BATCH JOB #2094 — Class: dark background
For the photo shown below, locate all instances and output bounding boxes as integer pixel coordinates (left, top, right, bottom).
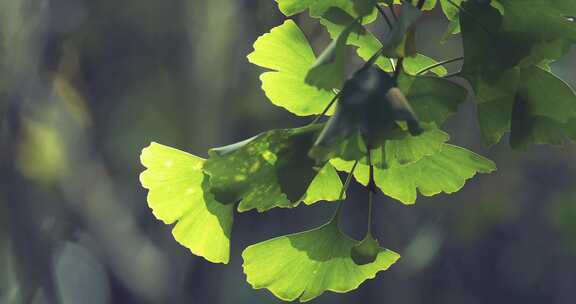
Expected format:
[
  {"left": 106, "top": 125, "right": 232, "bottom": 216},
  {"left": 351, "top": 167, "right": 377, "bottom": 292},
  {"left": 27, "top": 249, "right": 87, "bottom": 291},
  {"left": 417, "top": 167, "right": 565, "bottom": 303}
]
[{"left": 1, "top": 1, "right": 576, "bottom": 303}]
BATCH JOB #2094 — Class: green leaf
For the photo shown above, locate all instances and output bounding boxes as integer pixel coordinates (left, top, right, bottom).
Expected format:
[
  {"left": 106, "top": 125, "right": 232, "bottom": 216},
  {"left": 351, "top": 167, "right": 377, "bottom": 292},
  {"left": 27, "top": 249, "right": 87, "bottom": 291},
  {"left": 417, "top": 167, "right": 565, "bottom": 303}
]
[
  {"left": 380, "top": 2, "right": 422, "bottom": 58},
  {"left": 320, "top": 7, "right": 394, "bottom": 71},
  {"left": 140, "top": 143, "right": 234, "bottom": 264},
  {"left": 274, "top": 0, "right": 377, "bottom": 17},
  {"left": 402, "top": 54, "right": 448, "bottom": 76},
  {"left": 242, "top": 221, "right": 400, "bottom": 302},
  {"left": 397, "top": 72, "right": 467, "bottom": 125},
  {"left": 204, "top": 125, "right": 341, "bottom": 212},
  {"left": 306, "top": 11, "right": 361, "bottom": 90},
  {"left": 370, "top": 125, "right": 450, "bottom": 168},
  {"left": 351, "top": 234, "right": 381, "bottom": 265},
  {"left": 248, "top": 20, "right": 336, "bottom": 116},
  {"left": 303, "top": 163, "right": 345, "bottom": 204},
  {"left": 311, "top": 67, "right": 422, "bottom": 163},
  {"left": 332, "top": 144, "right": 496, "bottom": 204},
  {"left": 510, "top": 66, "right": 576, "bottom": 149}
]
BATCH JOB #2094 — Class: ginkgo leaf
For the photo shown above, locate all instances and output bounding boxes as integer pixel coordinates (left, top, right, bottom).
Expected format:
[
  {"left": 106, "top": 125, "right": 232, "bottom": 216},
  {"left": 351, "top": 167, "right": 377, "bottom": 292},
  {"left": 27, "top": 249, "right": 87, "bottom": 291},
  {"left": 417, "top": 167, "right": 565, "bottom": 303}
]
[
  {"left": 306, "top": 10, "right": 361, "bottom": 90},
  {"left": 397, "top": 72, "right": 467, "bottom": 125},
  {"left": 321, "top": 12, "right": 447, "bottom": 75},
  {"left": 310, "top": 67, "right": 422, "bottom": 163},
  {"left": 402, "top": 54, "right": 448, "bottom": 76},
  {"left": 510, "top": 66, "right": 576, "bottom": 149},
  {"left": 320, "top": 7, "right": 394, "bottom": 71},
  {"left": 204, "top": 125, "right": 342, "bottom": 212},
  {"left": 242, "top": 221, "right": 400, "bottom": 302},
  {"left": 303, "top": 163, "right": 345, "bottom": 204},
  {"left": 139, "top": 142, "right": 234, "bottom": 264},
  {"left": 351, "top": 234, "right": 381, "bottom": 265},
  {"left": 460, "top": 1, "right": 576, "bottom": 146},
  {"left": 370, "top": 125, "right": 450, "bottom": 168},
  {"left": 380, "top": 2, "right": 422, "bottom": 58},
  {"left": 274, "top": 0, "right": 378, "bottom": 18},
  {"left": 332, "top": 144, "right": 496, "bottom": 204},
  {"left": 248, "top": 20, "right": 336, "bottom": 116}
]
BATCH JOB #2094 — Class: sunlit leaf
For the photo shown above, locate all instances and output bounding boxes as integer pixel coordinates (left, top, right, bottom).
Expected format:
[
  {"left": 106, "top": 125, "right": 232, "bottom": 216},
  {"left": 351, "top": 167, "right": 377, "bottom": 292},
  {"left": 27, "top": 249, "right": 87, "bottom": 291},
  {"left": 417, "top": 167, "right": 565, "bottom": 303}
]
[
  {"left": 274, "top": 0, "right": 378, "bottom": 17},
  {"left": 402, "top": 54, "right": 448, "bottom": 76},
  {"left": 242, "top": 221, "right": 400, "bottom": 302},
  {"left": 332, "top": 144, "right": 496, "bottom": 204},
  {"left": 248, "top": 20, "right": 335, "bottom": 116},
  {"left": 140, "top": 143, "right": 234, "bottom": 264}
]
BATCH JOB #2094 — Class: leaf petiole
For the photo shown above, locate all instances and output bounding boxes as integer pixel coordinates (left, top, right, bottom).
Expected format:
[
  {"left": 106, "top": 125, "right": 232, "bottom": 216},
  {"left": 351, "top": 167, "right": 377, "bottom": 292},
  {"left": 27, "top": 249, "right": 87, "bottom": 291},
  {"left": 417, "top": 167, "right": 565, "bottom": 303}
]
[
  {"left": 331, "top": 160, "right": 359, "bottom": 223},
  {"left": 416, "top": 56, "right": 464, "bottom": 75}
]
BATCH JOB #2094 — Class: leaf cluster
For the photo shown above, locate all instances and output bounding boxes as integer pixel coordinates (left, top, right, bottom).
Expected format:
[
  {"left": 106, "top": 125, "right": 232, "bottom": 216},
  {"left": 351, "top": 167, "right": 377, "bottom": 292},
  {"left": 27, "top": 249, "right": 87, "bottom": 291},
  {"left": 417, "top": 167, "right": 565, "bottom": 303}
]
[{"left": 139, "top": 0, "right": 576, "bottom": 301}]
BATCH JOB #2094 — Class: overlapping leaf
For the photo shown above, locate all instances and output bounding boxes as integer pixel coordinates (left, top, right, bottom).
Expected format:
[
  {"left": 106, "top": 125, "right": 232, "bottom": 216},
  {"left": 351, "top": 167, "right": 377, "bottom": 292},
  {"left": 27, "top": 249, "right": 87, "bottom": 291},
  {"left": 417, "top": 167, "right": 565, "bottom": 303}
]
[
  {"left": 320, "top": 8, "right": 445, "bottom": 74},
  {"left": 398, "top": 72, "right": 467, "bottom": 125},
  {"left": 204, "top": 125, "right": 343, "bottom": 212},
  {"left": 242, "top": 221, "right": 399, "bottom": 302},
  {"left": 332, "top": 144, "right": 496, "bottom": 203},
  {"left": 310, "top": 67, "right": 422, "bottom": 163},
  {"left": 248, "top": 20, "right": 336, "bottom": 116},
  {"left": 140, "top": 143, "right": 234, "bottom": 264},
  {"left": 460, "top": 0, "right": 576, "bottom": 148},
  {"left": 510, "top": 66, "right": 576, "bottom": 149},
  {"left": 274, "top": 0, "right": 378, "bottom": 18},
  {"left": 460, "top": 0, "right": 576, "bottom": 147}
]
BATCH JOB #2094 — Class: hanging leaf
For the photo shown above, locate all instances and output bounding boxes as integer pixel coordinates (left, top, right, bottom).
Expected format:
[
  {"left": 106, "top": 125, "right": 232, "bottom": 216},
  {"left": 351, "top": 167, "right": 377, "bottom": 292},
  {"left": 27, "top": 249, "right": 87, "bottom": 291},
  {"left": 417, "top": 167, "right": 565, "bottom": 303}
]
[
  {"left": 242, "top": 221, "right": 399, "bottom": 302},
  {"left": 320, "top": 7, "right": 394, "bottom": 71},
  {"left": 140, "top": 143, "right": 234, "bottom": 264},
  {"left": 310, "top": 67, "right": 422, "bottom": 163},
  {"left": 274, "top": 0, "right": 378, "bottom": 18},
  {"left": 351, "top": 234, "right": 381, "bottom": 265},
  {"left": 332, "top": 144, "right": 496, "bottom": 204},
  {"left": 303, "top": 163, "right": 346, "bottom": 204},
  {"left": 369, "top": 124, "right": 450, "bottom": 168},
  {"left": 509, "top": 66, "right": 576, "bottom": 149},
  {"left": 306, "top": 10, "right": 363, "bottom": 90},
  {"left": 380, "top": 2, "right": 422, "bottom": 58},
  {"left": 204, "top": 125, "right": 343, "bottom": 212},
  {"left": 248, "top": 20, "right": 336, "bottom": 116},
  {"left": 402, "top": 54, "right": 448, "bottom": 76},
  {"left": 397, "top": 72, "right": 467, "bottom": 125}
]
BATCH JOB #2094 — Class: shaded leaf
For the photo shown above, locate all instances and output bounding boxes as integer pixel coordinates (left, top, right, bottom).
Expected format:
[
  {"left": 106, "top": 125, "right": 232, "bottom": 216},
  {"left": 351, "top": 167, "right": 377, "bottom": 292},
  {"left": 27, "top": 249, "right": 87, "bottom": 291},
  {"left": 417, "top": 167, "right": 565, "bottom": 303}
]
[
  {"left": 140, "top": 143, "right": 234, "bottom": 264},
  {"left": 242, "top": 221, "right": 399, "bottom": 302},
  {"left": 351, "top": 234, "right": 380, "bottom": 265},
  {"left": 380, "top": 2, "right": 422, "bottom": 58},
  {"left": 310, "top": 67, "right": 422, "bottom": 163},
  {"left": 306, "top": 11, "right": 362, "bottom": 90},
  {"left": 398, "top": 72, "right": 467, "bottom": 125},
  {"left": 204, "top": 125, "right": 341, "bottom": 212},
  {"left": 510, "top": 66, "right": 576, "bottom": 149}
]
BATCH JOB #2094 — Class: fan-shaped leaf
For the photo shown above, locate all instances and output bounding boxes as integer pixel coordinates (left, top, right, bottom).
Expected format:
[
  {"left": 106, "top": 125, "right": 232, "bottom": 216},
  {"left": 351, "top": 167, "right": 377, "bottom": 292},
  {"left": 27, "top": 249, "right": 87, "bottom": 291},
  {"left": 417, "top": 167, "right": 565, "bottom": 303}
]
[
  {"left": 248, "top": 20, "right": 335, "bottom": 116},
  {"left": 140, "top": 143, "right": 234, "bottom": 264},
  {"left": 332, "top": 144, "right": 496, "bottom": 204},
  {"left": 242, "top": 221, "right": 399, "bottom": 302},
  {"left": 204, "top": 125, "right": 343, "bottom": 212}
]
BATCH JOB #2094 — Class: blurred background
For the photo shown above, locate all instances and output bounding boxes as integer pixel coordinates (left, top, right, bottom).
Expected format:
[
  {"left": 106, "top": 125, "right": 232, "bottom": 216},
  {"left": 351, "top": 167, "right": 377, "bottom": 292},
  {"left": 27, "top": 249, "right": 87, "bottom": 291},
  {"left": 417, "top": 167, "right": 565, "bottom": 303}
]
[{"left": 1, "top": 1, "right": 576, "bottom": 303}]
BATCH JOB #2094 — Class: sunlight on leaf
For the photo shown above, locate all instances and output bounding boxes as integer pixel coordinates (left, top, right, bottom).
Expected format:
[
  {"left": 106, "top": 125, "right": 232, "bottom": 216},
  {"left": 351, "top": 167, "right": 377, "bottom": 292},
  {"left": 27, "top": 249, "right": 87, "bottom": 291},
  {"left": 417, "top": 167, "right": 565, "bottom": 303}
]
[
  {"left": 248, "top": 20, "right": 335, "bottom": 116},
  {"left": 242, "top": 221, "right": 399, "bottom": 302},
  {"left": 140, "top": 143, "right": 234, "bottom": 264},
  {"left": 204, "top": 125, "right": 342, "bottom": 212},
  {"left": 332, "top": 144, "right": 496, "bottom": 204}
]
